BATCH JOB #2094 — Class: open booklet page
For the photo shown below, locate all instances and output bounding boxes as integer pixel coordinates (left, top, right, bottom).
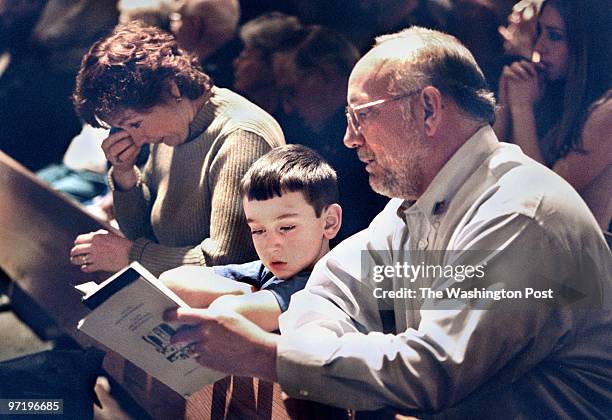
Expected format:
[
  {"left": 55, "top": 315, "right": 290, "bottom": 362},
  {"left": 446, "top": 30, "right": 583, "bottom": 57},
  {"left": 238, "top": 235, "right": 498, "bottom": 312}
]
[{"left": 77, "top": 262, "right": 225, "bottom": 397}]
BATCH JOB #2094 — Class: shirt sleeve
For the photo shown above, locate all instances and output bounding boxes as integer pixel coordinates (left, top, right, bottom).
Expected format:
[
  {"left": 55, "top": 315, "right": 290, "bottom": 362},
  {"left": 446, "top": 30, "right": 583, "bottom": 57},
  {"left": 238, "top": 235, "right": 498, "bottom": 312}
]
[
  {"left": 125, "top": 131, "right": 272, "bottom": 276},
  {"left": 276, "top": 214, "right": 584, "bottom": 413},
  {"left": 261, "top": 271, "right": 311, "bottom": 313},
  {"left": 213, "top": 260, "right": 265, "bottom": 286}
]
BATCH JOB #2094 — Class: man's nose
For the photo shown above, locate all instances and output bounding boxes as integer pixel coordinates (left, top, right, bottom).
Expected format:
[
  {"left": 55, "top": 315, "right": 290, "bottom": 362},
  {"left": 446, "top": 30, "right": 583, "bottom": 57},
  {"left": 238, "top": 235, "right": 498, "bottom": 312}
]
[{"left": 343, "top": 124, "right": 364, "bottom": 149}]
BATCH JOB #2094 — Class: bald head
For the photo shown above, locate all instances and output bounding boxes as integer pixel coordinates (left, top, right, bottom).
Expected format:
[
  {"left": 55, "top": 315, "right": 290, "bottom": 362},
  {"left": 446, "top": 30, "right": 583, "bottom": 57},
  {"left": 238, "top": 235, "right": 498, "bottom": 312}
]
[{"left": 356, "top": 27, "right": 496, "bottom": 125}]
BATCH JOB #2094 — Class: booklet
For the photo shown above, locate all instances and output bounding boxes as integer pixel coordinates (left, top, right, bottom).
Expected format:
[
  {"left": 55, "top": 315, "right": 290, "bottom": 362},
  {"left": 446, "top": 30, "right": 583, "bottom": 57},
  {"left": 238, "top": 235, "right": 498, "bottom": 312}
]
[{"left": 77, "top": 262, "right": 225, "bottom": 397}]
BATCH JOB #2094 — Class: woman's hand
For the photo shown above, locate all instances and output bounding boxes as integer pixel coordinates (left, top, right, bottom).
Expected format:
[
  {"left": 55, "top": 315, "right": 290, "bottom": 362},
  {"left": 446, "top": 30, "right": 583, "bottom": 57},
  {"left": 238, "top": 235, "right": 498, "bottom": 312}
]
[
  {"left": 70, "top": 229, "right": 132, "bottom": 273},
  {"left": 102, "top": 129, "right": 140, "bottom": 171},
  {"left": 102, "top": 130, "right": 142, "bottom": 191},
  {"left": 502, "top": 61, "right": 544, "bottom": 112}
]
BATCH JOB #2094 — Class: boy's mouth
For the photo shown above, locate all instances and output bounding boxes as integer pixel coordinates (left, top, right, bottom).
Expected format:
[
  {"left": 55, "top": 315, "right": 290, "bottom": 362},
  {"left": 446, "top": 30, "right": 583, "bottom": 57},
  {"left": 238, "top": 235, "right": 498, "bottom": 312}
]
[{"left": 270, "top": 261, "right": 287, "bottom": 269}]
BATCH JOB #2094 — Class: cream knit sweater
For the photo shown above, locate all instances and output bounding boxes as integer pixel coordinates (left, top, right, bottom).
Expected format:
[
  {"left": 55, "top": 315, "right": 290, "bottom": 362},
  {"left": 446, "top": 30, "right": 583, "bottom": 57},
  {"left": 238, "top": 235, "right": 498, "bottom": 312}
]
[{"left": 113, "top": 87, "right": 285, "bottom": 276}]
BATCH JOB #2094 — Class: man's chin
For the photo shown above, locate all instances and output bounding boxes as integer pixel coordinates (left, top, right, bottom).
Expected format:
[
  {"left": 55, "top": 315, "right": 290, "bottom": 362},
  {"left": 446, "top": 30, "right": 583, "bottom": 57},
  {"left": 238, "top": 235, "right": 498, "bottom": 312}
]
[{"left": 368, "top": 176, "right": 389, "bottom": 197}]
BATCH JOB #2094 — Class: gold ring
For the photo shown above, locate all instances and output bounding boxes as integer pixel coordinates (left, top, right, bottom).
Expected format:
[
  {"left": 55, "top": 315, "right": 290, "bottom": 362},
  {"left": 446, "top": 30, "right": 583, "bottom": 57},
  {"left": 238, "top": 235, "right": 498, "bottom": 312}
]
[{"left": 82, "top": 255, "right": 89, "bottom": 265}]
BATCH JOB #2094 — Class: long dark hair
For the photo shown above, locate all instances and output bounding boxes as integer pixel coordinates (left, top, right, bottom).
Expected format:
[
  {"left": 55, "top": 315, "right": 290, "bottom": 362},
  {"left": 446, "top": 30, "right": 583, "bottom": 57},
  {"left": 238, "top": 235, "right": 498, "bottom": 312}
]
[{"left": 541, "top": 0, "right": 611, "bottom": 163}]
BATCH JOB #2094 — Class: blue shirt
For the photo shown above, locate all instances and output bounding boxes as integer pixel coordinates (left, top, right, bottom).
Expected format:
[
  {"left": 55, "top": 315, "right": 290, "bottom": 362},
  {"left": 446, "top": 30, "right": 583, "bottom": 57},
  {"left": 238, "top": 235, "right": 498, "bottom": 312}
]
[{"left": 213, "top": 260, "right": 310, "bottom": 312}]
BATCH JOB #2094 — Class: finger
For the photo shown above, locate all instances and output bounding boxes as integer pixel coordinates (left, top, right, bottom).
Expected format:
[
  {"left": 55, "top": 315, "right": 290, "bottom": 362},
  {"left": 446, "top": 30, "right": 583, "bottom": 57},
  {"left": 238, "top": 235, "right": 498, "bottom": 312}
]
[
  {"left": 101, "top": 131, "right": 132, "bottom": 154},
  {"left": 70, "top": 255, "right": 87, "bottom": 266},
  {"left": 81, "top": 262, "right": 98, "bottom": 273},
  {"left": 108, "top": 137, "right": 134, "bottom": 157},
  {"left": 163, "top": 308, "right": 179, "bottom": 323},
  {"left": 175, "top": 307, "right": 216, "bottom": 324},
  {"left": 108, "top": 139, "right": 137, "bottom": 164},
  {"left": 74, "top": 232, "right": 96, "bottom": 245},
  {"left": 521, "top": 4, "right": 536, "bottom": 21},
  {"left": 116, "top": 143, "right": 140, "bottom": 164},
  {"left": 519, "top": 61, "right": 538, "bottom": 77},
  {"left": 508, "top": 62, "right": 533, "bottom": 80},
  {"left": 70, "top": 244, "right": 92, "bottom": 257},
  {"left": 498, "top": 26, "right": 511, "bottom": 42},
  {"left": 171, "top": 325, "right": 206, "bottom": 345}
]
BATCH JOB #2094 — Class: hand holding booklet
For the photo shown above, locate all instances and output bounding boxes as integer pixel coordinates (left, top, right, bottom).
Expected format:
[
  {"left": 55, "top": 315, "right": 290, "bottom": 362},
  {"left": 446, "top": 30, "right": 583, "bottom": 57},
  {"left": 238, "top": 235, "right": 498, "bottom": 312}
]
[{"left": 76, "top": 262, "right": 226, "bottom": 397}]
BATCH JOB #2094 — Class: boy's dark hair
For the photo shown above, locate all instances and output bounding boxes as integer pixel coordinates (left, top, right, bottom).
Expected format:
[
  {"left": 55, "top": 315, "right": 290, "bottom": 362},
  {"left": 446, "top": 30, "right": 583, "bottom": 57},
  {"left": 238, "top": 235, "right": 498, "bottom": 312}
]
[{"left": 240, "top": 145, "right": 338, "bottom": 217}]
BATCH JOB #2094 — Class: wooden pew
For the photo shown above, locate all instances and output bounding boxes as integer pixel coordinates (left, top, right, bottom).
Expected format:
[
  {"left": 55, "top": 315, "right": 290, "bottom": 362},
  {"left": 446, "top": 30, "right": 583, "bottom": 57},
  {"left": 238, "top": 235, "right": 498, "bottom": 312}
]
[{"left": 0, "top": 150, "right": 289, "bottom": 419}]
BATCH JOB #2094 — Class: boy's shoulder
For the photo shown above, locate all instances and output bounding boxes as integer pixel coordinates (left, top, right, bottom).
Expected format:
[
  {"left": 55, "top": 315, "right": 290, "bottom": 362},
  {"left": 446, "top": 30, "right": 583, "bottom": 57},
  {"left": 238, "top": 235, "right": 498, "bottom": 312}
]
[{"left": 213, "top": 260, "right": 266, "bottom": 284}]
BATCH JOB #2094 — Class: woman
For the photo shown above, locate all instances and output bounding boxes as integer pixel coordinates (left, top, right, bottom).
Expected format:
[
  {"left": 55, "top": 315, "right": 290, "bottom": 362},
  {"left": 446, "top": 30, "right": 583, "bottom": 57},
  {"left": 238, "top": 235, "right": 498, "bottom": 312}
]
[
  {"left": 494, "top": 0, "right": 611, "bottom": 231},
  {"left": 69, "top": 22, "right": 284, "bottom": 276}
]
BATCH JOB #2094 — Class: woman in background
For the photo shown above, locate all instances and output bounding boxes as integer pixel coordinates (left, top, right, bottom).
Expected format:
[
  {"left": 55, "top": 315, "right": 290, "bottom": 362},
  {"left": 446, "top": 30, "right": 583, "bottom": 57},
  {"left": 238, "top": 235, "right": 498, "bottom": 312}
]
[
  {"left": 494, "top": 0, "right": 611, "bottom": 231},
  {"left": 69, "top": 22, "right": 284, "bottom": 276}
]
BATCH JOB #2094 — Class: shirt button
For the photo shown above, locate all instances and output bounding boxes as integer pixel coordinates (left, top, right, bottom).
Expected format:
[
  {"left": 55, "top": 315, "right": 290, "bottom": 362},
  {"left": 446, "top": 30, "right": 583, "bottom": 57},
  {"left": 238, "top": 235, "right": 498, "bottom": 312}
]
[
  {"left": 418, "top": 240, "right": 427, "bottom": 249},
  {"left": 299, "top": 390, "right": 309, "bottom": 397},
  {"left": 433, "top": 221, "right": 440, "bottom": 229}
]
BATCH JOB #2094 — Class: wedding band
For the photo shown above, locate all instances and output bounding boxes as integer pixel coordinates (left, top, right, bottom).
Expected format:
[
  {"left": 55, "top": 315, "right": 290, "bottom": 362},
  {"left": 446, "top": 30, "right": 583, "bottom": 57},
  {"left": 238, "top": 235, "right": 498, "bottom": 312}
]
[{"left": 82, "top": 255, "right": 89, "bottom": 265}]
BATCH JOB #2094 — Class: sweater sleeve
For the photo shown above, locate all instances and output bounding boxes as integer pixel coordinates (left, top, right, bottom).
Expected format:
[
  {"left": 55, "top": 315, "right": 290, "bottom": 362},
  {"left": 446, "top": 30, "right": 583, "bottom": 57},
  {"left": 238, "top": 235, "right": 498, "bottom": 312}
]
[
  {"left": 113, "top": 160, "right": 156, "bottom": 241},
  {"left": 129, "top": 131, "right": 272, "bottom": 276}
]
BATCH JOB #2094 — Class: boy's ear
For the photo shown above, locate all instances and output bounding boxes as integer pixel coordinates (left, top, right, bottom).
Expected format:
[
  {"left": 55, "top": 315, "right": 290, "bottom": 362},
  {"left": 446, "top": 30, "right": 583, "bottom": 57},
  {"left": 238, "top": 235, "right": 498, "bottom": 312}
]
[{"left": 322, "top": 204, "right": 342, "bottom": 240}]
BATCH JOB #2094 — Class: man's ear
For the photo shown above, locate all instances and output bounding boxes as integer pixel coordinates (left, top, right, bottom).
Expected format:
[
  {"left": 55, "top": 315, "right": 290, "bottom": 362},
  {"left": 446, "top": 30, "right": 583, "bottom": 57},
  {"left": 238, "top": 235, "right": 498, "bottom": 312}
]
[
  {"left": 420, "top": 86, "right": 443, "bottom": 137},
  {"left": 322, "top": 203, "right": 342, "bottom": 240}
]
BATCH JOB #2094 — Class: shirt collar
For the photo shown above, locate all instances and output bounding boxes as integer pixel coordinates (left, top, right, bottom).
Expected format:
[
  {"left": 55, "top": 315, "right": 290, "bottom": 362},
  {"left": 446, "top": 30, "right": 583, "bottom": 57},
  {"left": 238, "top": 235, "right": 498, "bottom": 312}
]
[{"left": 397, "top": 125, "right": 499, "bottom": 224}]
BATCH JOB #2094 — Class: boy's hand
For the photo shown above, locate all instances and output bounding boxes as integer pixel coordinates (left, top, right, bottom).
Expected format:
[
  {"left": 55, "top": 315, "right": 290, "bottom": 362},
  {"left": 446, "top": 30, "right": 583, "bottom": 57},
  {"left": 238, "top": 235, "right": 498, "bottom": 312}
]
[{"left": 164, "top": 307, "right": 279, "bottom": 381}]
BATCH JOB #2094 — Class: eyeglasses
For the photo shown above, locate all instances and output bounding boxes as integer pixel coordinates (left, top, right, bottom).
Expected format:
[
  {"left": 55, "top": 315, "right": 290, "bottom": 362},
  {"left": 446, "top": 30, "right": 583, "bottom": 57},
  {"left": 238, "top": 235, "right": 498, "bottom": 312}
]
[{"left": 345, "top": 89, "right": 422, "bottom": 134}]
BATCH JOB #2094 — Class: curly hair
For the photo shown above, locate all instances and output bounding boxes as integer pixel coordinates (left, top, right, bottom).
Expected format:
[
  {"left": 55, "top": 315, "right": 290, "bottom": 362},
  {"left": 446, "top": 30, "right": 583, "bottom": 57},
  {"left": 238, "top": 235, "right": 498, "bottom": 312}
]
[{"left": 73, "top": 21, "right": 212, "bottom": 127}]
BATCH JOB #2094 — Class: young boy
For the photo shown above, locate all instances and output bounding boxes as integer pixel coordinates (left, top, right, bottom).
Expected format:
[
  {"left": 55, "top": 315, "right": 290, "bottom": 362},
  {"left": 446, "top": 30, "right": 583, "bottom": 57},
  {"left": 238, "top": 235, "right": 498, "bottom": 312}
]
[{"left": 159, "top": 144, "right": 342, "bottom": 331}]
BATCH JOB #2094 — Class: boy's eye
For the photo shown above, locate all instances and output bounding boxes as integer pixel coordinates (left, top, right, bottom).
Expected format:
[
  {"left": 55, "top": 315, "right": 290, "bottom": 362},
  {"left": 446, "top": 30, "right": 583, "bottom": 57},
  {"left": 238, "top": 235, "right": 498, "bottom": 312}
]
[
  {"left": 280, "top": 225, "right": 296, "bottom": 233},
  {"left": 250, "top": 229, "right": 265, "bottom": 236},
  {"left": 129, "top": 121, "right": 142, "bottom": 129}
]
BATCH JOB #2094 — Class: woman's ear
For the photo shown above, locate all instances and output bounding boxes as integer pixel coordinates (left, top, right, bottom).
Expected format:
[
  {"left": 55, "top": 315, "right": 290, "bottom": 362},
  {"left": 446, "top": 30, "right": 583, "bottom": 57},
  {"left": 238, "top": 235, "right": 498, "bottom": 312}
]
[
  {"left": 322, "top": 203, "right": 342, "bottom": 240},
  {"left": 169, "top": 80, "right": 182, "bottom": 99}
]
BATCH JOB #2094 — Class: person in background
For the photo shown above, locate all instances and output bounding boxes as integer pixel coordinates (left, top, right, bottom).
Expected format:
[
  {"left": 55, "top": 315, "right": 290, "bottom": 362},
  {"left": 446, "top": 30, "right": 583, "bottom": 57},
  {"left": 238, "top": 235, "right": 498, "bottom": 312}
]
[
  {"left": 497, "top": 0, "right": 544, "bottom": 60},
  {"left": 170, "top": 0, "right": 241, "bottom": 87},
  {"left": 233, "top": 11, "right": 304, "bottom": 116},
  {"left": 275, "top": 25, "right": 387, "bottom": 242},
  {"left": 160, "top": 145, "right": 342, "bottom": 332},
  {"left": 0, "top": 0, "right": 117, "bottom": 172},
  {"left": 494, "top": 0, "right": 611, "bottom": 231},
  {"left": 69, "top": 22, "right": 284, "bottom": 276}
]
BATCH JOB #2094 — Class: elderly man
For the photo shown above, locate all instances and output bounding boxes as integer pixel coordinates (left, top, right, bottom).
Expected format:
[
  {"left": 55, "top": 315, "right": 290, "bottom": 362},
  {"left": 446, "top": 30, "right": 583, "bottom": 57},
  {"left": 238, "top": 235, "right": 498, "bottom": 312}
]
[{"left": 166, "top": 27, "right": 612, "bottom": 418}]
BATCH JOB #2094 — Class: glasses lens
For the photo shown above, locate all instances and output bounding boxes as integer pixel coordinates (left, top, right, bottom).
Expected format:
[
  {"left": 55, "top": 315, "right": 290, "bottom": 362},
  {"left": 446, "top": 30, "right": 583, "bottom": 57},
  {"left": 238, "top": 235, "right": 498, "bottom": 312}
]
[{"left": 345, "top": 107, "right": 359, "bottom": 133}]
